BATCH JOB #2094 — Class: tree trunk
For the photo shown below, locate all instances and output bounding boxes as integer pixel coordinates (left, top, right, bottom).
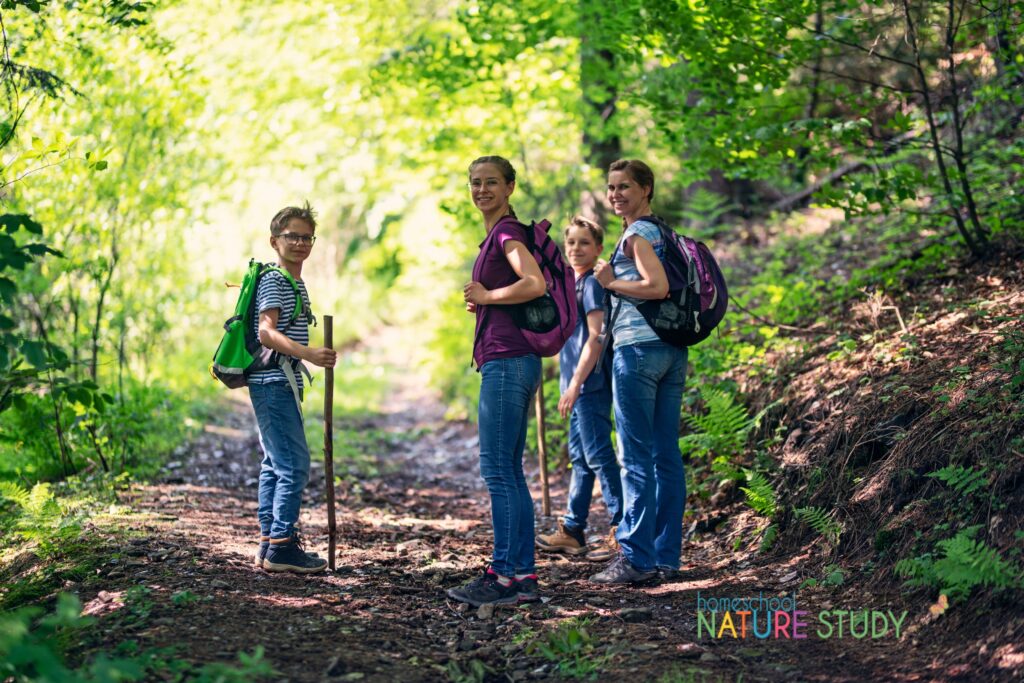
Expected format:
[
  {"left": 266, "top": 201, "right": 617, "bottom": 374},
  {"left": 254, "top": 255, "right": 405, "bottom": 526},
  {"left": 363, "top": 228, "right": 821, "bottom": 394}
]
[{"left": 579, "top": 0, "right": 621, "bottom": 228}]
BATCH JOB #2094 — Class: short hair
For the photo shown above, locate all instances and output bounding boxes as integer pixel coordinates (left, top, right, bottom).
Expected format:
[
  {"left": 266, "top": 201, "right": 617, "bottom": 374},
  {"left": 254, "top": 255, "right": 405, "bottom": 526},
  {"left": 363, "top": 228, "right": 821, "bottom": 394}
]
[
  {"left": 468, "top": 155, "right": 516, "bottom": 183},
  {"left": 608, "top": 159, "right": 655, "bottom": 202},
  {"left": 565, "top": 215, "right": 604, "bottom": 245},
  {"left": 270, "top": 202, "right": 317, "bottom": 235}
]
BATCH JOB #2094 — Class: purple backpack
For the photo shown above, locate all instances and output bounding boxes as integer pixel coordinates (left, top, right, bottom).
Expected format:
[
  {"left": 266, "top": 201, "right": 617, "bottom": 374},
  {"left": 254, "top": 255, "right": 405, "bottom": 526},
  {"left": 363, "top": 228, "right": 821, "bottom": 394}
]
[
  {"left": 622, "top": 215, "right": 728, "bottom": 347},
  {"left": 473, "top": 217, "right": 578, "bottom": 361}
]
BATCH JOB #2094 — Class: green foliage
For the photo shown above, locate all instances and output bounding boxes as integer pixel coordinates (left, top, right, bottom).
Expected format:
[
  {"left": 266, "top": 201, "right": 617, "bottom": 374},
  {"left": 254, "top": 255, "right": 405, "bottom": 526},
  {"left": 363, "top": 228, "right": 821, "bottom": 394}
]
[
  {"left": 0, "top": 591, "right": 277, "bottom": 682},
  {"left": 526, "top": 617, "right": 611, "bottom": 680},
  {"left": 740, "top": 470, "right": 777, "bottom": 518},
  {"left": 793, "top": 506, "right": 843, "bottom": 547},
  {"left": 895, "top": 526, "right": 1023, "bottom": 603},
  {"left": 0, "top": 593, "right": 147, "bottom": 683},
  {"left": 0, "top": 481, "right": 81, "bottom": 555},
  {"left": 170, "top": 590, "right": 200, "bottom": 607},
  {"left": 926, "top": 465, "right": 989, "bottom": 498},
  {"left": 759, "top": 524, "right": 778, "bottom": 553},
  {"left": 445, "top": 658, "right": 492, "bottom": 683},
  {"left": 680, "top": 389, "right": 772, "bottom": 461},
  {"left": 823, "top": 564, "right": 845, "bottom": 587}
]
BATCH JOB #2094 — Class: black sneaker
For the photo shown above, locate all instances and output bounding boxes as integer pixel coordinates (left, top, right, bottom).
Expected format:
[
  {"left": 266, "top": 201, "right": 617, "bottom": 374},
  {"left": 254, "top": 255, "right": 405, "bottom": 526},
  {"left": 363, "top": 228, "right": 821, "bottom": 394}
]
[
  {"left": 447, "top": 568, "right": 519, "bottom": 607},
  {"left": 264, "top": 533, "right": 327, "bottom": 574},
  {"left": 515, "top": 574, "right": 541, "bottom": 603},
  {"left": 589, "top": 552, "right": 657, "bottom": 584}
]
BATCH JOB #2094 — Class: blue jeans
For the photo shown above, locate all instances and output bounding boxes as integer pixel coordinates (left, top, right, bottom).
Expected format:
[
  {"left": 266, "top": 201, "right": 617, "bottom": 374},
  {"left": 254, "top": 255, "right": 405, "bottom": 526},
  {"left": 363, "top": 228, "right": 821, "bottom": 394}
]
[
  {"left": 478, "top": 354, "right": 541, "bottom": 577},
  {"left": 563, "top": 385, "right": 623, "bottom": 532},
  {"left": 612, "top": 342, "right": 688, "bottom": 572},
  {"left": 249, "top": 382, "right": 310, "bottom": 539}
]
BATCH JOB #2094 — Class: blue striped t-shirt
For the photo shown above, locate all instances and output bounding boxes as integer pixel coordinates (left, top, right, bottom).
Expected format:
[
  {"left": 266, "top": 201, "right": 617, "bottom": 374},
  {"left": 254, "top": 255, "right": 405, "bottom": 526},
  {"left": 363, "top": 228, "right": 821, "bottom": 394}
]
[
  {"left": 247, "top": 269, "right": 312, "bottom": 389},
  {"left": 609, "top": 219, "right": 666, "bottom": 348}
]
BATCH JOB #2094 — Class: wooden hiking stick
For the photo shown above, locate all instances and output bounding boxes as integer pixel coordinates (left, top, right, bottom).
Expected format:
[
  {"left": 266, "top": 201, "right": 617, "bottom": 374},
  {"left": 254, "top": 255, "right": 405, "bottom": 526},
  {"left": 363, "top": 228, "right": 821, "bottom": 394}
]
[
  {"left": 323, "top": 315, "right": 337, "bottom": 570},
  {"left": 535, "top": 370, "right": 551, "bottom": 516}
]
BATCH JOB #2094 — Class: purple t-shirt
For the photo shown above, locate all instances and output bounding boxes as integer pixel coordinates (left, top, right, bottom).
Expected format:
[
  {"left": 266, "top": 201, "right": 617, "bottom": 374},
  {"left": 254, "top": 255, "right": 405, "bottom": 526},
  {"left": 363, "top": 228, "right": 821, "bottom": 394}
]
[{"left": 471, "top": 218, "right": 536, "bottom": 367}]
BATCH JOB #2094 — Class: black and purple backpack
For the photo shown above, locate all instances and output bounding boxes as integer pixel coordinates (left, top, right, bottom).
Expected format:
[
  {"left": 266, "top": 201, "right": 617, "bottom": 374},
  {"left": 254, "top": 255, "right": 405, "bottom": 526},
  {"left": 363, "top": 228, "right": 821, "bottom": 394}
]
[
  {"left": 472, "top": 216, "right": 578, "bottom": 361},
  {"left": 620, "top": 215, "right": 728, "bottom": 348}
]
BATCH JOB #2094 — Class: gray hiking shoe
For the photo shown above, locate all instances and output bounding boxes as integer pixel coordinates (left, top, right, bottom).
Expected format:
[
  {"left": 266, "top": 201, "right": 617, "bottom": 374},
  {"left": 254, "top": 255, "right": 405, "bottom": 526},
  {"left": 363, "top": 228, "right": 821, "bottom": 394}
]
[{"left": 589, "top": 552, "right": 656, "bottom": 584}]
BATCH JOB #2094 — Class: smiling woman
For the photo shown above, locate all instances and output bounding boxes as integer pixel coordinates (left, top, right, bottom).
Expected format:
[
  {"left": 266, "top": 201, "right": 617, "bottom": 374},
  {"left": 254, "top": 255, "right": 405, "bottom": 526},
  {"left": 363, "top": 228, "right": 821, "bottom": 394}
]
[{"left": 446, "top": 155, "right": 545, "bottom": 609}]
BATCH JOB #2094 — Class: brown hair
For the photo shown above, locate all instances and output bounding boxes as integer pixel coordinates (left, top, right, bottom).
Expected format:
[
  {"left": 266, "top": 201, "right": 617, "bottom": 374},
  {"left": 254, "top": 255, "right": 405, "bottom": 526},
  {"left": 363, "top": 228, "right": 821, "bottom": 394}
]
[
  {"left": 565, "top": 215, "right": 604, "bottom": 245},
  {"left": 270, "top": 201, "right": 317, "bottom": 235},
  {"left": 608, "top": 159, "right": 655, "bottom": 202},
  {"left": 469, "top": 155, "right": 516, "bottom": 183}
]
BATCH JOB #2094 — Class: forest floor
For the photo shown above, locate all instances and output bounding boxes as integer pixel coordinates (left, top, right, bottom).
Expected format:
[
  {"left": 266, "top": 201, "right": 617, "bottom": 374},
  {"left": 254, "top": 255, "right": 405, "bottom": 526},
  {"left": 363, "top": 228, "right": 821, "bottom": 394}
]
[{"left": 44, "top": 321, "right": 1021, "bottom": 683}]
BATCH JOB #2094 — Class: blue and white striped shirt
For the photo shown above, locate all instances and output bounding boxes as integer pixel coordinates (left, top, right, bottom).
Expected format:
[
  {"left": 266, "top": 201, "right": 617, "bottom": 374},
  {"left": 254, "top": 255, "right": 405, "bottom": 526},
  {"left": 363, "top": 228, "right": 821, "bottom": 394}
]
[{"left": 248, "top": 270, "right": 311, "bottom": 389}]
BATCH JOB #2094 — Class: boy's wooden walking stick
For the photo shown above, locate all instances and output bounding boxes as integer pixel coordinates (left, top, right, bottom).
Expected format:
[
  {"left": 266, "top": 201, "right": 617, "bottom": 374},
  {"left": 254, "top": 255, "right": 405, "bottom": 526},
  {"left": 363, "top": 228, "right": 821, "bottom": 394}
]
[
  {"left": 535, "top": 366, "right": 551, "bottom": 516},
  {"left": 323, "top": 315, "right": 337, "bottom": 570}
]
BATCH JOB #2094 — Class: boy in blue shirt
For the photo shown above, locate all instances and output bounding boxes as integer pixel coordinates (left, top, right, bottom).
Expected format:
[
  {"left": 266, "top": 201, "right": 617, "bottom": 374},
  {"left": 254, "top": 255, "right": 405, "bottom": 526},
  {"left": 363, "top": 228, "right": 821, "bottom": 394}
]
[
  {"left": 250, "top": 203, "right": 337, "bottom": 573},
  {"left": 537, "top": 216, "right": 623, "bottom": 561}
]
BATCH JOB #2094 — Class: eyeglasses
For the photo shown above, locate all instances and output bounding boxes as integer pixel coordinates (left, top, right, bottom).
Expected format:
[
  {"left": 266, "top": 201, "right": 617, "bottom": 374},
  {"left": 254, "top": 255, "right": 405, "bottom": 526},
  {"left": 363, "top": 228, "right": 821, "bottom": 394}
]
[
  {"left": 279, "top": 232, "right": 316, "bottom": 245},
  {"left": 468, "top": 178, "right": 503, "bottom": 190}
]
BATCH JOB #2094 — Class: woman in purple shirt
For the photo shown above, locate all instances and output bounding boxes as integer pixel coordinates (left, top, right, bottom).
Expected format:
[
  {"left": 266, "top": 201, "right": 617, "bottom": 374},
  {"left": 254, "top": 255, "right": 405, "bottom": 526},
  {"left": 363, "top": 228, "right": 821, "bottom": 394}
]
[{"left": 446, "top": 155, "right": 547, "bottom": 607}]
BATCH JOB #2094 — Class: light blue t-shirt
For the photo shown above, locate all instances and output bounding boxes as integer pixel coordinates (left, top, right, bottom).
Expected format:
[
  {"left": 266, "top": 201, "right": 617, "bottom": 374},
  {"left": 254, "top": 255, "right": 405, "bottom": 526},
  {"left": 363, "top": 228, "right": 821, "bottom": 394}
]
[
  {"left": 609, "top": 219, "right": 666, "bottom": 348},
  {"left": 559, "top": 271, "right": 611, "bottom": 395}
]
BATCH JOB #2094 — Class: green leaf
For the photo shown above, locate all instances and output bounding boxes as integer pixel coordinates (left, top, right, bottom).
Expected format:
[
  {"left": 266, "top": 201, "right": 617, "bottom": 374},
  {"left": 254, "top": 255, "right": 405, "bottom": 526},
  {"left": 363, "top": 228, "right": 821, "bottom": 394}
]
[
  {"left": 21, "top": 339, "right": 48, "bottom": 368},
  {"left": 0, "top": 276, "right": 16, "bottom": 303},
  {"left": 0, "top": 214, "right": 43, "bottom": 235}
]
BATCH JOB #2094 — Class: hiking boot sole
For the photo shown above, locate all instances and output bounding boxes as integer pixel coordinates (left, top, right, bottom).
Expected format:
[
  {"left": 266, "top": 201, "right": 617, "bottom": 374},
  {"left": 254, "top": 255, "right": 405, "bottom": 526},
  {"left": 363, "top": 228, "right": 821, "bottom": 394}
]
[
  {"left": 585, "top": 550, "right": 617, "bottom": 562},
  {"left": 446, "top": 587, "right": 520, "bottom": 608},
  {"left": 264, "top": 559, "right": 327, "bottom": 574},
  {"left": 535, "top": 540, "right": 588, "bottom": 556}
]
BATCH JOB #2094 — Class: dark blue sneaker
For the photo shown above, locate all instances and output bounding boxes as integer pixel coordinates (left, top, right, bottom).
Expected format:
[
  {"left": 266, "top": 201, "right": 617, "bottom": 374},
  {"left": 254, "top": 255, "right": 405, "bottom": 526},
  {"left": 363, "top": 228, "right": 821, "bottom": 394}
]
[
  {"left": 264, "top": 533, "right": 327, "bottom": 574},
  {"left": 515, "top": 574, "right": 541, "bottom": 603},
  {"left": 447, "top": 567, "right": 519, "bottom": 607},
  {"left": 255, "top": 535, "right": 270, "bottom": 568}
]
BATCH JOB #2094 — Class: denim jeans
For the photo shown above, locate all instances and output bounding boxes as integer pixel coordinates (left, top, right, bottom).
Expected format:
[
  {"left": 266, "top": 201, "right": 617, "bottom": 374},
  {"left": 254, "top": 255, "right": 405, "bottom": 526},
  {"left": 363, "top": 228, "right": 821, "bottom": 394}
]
[
  {"left": 478, "top": 354, "right": 541, "bottom": 577},
  {"left": 249, "top": 381, "right": 310, "bottom": 539},
  {"left": 612, "top": 342, "right": 688, "bottom": 572},
  {"left": 562, "top": 385, "right": 623, "bottom": 533}
]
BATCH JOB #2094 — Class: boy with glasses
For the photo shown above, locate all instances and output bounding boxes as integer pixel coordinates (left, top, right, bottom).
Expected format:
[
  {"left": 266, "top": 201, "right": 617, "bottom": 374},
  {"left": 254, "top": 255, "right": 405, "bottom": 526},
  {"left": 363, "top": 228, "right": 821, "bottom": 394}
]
[{"left": 250, "top": 203, "right": 337, "bottom": 573}]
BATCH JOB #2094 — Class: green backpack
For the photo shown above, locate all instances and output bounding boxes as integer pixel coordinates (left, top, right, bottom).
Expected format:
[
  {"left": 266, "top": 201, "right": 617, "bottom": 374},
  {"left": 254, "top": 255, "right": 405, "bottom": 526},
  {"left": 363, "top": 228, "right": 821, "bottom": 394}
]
[{"left": 210, "top": 259, "right": 311, "bottom": 406}]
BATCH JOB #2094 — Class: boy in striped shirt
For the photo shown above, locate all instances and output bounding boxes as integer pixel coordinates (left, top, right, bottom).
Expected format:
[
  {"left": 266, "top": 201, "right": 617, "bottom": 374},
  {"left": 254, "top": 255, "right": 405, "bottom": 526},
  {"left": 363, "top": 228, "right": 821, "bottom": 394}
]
[{"left": 250, "top": 203, "right": 337, "bottom": 573}]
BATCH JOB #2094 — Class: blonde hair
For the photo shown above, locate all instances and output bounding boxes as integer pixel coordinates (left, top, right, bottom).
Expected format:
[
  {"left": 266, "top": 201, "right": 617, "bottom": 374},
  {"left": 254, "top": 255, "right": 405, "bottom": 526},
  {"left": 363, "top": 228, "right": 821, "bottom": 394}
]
[{"left": 565, "top": 215, "right": 604, "bottom": 245}]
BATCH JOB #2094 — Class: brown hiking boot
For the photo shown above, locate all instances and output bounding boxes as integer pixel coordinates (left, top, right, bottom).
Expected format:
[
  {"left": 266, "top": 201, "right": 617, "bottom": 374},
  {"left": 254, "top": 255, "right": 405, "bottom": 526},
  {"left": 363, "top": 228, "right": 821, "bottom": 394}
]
[
  {"left": 585, "top": 526, "right": 619, "bottom": 562},
  {"left": 536, "top": 522, "right": 587, "bottom": 555}
]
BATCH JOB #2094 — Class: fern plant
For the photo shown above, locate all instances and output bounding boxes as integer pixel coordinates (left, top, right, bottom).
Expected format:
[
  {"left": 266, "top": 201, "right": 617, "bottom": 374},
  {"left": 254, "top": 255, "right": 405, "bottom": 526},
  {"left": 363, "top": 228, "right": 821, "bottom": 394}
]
[
  {"left": 741, "top": 470, "right": 777, "bottom": 518},
  {"left": 895, "top": 525, "right": 1022, "bottom": 603},
  {"left": 793, "top": 506, "right": 843, "bottom": 546},
  {"left": 759, "top": 524, "right": 778, "bottom": 553},
  {"left": 926, "top": 465, "right": 989, "bottom": 498},
  {"left": 679, "top": 389, "right": 776, "bottom": 461},
  {"left": 0, "top": 481, "right": 81, "bottom": 554}
]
